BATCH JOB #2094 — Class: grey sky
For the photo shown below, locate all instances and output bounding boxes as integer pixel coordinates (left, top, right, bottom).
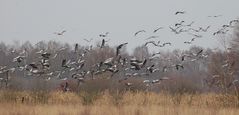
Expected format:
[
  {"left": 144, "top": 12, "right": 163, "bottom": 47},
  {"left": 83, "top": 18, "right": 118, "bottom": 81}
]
[{"left": 1, "top": 0, "right": 238, "bottom": 53}]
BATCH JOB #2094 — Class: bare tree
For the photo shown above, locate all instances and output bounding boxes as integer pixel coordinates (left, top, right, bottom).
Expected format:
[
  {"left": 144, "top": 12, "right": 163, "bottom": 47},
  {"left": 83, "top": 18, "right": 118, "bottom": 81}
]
[
  {"left": 231, "top": 23, "right": 239, "bottom": 52},
  {"left": 133, "top": 45, "right": 150, "bottom": 60}
]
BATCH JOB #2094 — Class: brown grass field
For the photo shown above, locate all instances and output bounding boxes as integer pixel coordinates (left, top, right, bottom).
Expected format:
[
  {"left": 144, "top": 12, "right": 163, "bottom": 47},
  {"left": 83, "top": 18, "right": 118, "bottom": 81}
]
[{"left": 0, "top": 90, "right": 239, "bottom": 115}]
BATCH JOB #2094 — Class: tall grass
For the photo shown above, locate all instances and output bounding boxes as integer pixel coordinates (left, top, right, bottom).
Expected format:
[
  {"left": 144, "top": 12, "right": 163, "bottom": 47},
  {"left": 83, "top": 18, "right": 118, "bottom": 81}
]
[{"left": 0, "top": 90, "right": 239, "bottom": 115}]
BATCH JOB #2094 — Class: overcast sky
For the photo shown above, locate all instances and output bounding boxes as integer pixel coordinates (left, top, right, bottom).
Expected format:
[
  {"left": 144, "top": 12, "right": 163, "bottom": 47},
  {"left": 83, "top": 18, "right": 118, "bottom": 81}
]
[{"left": 0, "top": 0, "right": 238, "bottom": 53}]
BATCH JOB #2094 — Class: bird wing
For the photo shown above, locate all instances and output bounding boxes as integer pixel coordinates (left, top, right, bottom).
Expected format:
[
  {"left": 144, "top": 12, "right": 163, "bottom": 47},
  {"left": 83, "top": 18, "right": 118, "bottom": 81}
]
[
  {"left": 196, "top": 50, "right": 203, "bottom": 56},
  {"left": 62, "top": 59, "right": 66, "bottom": 66},
  {"left": 62, "top": 30, "right": 66, "bottom": 33},
  {"left": 101, "top": 39, "right": 105, "bottom": 48},
  {"left": 83, "top": 39, "right": 90, "bottom": 42},
  {"left": 135, "top": 30, "right": 145, "bottom": 36},
  {"left": 153, "top": 27, "right": 163, "bottom": 33}
]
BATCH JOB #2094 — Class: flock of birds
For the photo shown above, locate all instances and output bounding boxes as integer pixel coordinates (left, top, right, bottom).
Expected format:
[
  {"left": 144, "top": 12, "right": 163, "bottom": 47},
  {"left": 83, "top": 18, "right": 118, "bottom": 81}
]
[
  {"left": 133, "top": 13, "right": 239, "bottom": 49},
  {"left": 0, "top": 11, "right": 239, "bottom": 91}
]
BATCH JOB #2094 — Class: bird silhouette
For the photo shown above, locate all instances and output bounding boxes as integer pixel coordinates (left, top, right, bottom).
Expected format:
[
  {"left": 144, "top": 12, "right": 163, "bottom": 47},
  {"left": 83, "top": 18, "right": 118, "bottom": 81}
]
[
  {"left": 100, "top": 39, "right": 106, "bottom": 48},
  {"left": 175, "top": 21, "right": 185, "bottom": 27},
  {"left": 74, "top": 43, "right": 78, "bottom": 53},
  {"left": 151, "top": 52, "right": 161, "bottom": 57},
  {"left": 146, "top": 64, "right": 155, "bottom": 73},
  {"left": 54, "top": 30, "right": 66, "bottom": 35},
  {"left": 153, "top": 27, "right": 163, "bottom": 33},
  {"left": 130, "top": 58, "right": 147, "bottom": 70},
  {"left": 103, "top": 57, "right": 114, "bottom": 67},
  {"left": 83, "top": 38, "right": 93, "bottom": 43},
  {"left": 184, "top": 38, "right": 195, "bottom": 44},
  {"left": 230, "top": 19, "right": 239, "bottom": 25},
  {"left": 175, "top": 11, "right": 186, "bottom": 15},
  {"left": 159, "top": 42, "right": 172, "bottom": 47},
  {"left": 145, "top": 36, "right": 159, "bottom": 40},
  {"left": 41, "top": 52, "right": 51, "bottom": 59},
  {"left": 144, "top": 41, "right": 159, "bottom": 47},
  {"left": 29, "top": 63, "right": 38, "bottom": 69},
  {"left": 62, "top": 59, "right": 70, "bottom": 68},
  {"left": 116, "top": 43, "right": 128, "bottom": 56},
  {"left": 188, "top": 33, "right": 202, "bottom": 38},
  {"left": 189, "top": 28, "right": 200, "bottom": 32},
  {"left": 13, "top": 56, "right": 25, "bottom": 63},
  {"left": 134, "top": 30, "right": 146, "bottom": 36},
  {"left": 99, "top": 32, "right": 109, "bottom": 37},
  {"left": 194, "top": 49, "right": 203, "bottom": 56},
  {"left": 169, "top": 26, "right": 180, "bottom": 34},
  {"left": 175, "top": 64, "right": 184, "bottom": 70},
  {"left": 185, "top": 21, "right": 194, "bottom": 27},
  {"left": 184, "top": 41, "right": 191, "bottom": 44},
  {"left": 208, "top": 15, "right": 222, "bottom": 18},
  {"left": 199, "top": 26, "right": 210, "bottom": 32}
]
